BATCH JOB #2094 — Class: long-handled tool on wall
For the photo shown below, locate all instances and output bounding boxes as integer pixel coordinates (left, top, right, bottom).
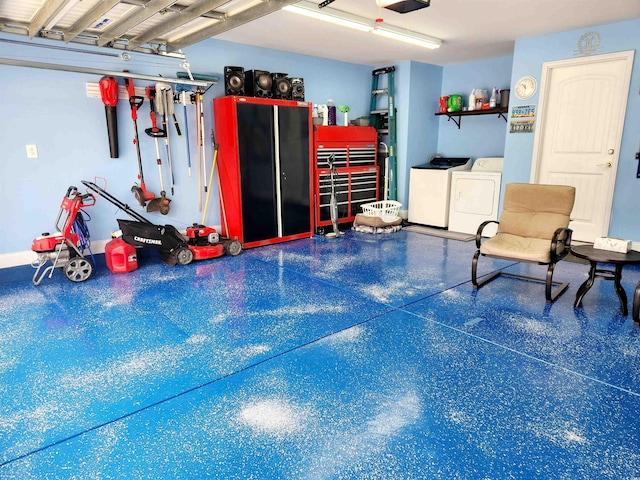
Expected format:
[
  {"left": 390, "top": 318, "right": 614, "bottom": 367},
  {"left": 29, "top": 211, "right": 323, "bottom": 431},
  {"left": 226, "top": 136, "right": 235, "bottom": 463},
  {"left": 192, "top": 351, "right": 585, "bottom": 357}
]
[
  {"left": 198, "top": 88, "right": 208, "bottom": 196},
  {"left": 176, "top": 68, "right": 218, "bottom": 212},
  {"left": 175, "top": 84, "right": 193, "bottom": 176},
  {"left": 156, "top": 82, "right": 176, "bottom": 196},
  {"left": 195, "top": 88, "right": 204, "bottom": 212},
  {"left": 98, "top": 76, "right": 119, "bottom": 158},
  {"left": 125, "top": 76, "right": 155, "bottom": 207},
  {"left": 169, "top": 92, "right": 182, "bottom": 138},
  {"left": 202, "top": 129, "right": 219, "bottom": 225},
  {"left": 144, "top": 86, "right": 170, "bottom": 215}
]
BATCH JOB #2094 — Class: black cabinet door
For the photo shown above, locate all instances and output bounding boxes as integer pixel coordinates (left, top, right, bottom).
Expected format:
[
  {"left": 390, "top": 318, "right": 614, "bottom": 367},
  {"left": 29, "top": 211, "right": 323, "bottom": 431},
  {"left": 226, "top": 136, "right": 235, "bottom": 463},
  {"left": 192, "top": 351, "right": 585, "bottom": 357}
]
[
  {"left": 277, "top": 106, "right": 310, "bottom": 237},
  {"left": 237, "top": 103, "right": 278, "bottom": 244}
]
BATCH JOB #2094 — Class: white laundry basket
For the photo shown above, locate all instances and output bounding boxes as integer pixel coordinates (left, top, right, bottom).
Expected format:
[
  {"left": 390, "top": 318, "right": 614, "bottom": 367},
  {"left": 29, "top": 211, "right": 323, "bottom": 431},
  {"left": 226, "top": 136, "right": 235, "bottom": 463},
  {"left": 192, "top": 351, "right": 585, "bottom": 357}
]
[{"left": 360, "top": 200, "right": 402, "bottom": 222}]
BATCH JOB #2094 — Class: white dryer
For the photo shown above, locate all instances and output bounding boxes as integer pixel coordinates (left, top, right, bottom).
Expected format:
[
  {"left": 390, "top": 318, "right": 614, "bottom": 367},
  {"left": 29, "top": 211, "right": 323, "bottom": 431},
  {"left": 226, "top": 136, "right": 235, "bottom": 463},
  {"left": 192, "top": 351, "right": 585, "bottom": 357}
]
[{"left": 448, "top": 157, "right": 504, "bottom": 236}]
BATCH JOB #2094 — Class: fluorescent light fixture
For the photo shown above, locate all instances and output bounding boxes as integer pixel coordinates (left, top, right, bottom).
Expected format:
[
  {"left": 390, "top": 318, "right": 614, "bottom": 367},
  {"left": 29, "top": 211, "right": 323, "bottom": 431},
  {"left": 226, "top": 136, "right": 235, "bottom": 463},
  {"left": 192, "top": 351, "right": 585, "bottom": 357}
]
[
  {"left": 283, "top": 1, "right": 441, "bottom": 50},
  {"left": 373, "top": 26, "right": 441, "bottom": 49},
  {"left": 283, "top": 4, "right": 373, "bottom": 33}
]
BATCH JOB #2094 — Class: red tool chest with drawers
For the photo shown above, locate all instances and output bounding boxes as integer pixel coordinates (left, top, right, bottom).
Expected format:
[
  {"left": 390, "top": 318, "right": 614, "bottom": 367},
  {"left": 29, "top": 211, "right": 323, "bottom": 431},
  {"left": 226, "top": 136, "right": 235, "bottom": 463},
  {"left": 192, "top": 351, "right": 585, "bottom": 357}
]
[{"left": 314, "top": 125, "right": 379, "bottom": 234}]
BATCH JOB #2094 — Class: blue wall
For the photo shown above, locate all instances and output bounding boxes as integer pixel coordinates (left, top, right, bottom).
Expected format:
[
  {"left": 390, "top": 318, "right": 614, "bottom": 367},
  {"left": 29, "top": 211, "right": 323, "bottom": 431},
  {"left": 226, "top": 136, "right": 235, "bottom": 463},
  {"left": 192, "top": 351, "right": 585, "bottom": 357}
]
[
  {"left": 2, "top": 16, "right": 639, "bottom": 264},
  {"left": 503, "top": 18, "right": 640, "bottom": 241},
  {"left": 437, "top": 55, "right": 513, "bottom": 159},
  {"left": 394, "top": 61, "right": 443, "bottom": 207},
  {"left": 0, "top": 34, "right": 372, "bottom": 261}
]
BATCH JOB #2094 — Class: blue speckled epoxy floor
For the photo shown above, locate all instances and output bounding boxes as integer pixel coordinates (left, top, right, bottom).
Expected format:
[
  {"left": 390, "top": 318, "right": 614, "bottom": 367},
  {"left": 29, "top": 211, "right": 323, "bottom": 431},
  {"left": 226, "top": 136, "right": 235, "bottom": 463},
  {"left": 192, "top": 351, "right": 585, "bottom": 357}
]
[{"left": 1, "top": 230, "right": 640, "bottom": 478}]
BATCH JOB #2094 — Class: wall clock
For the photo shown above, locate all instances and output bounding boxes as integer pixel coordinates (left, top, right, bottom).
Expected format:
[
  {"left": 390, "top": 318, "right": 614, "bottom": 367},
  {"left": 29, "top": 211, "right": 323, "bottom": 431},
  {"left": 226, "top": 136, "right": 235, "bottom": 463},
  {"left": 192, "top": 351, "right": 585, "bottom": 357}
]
[{"left": 515, "top": 76, "right": 538, "bottom": 100}]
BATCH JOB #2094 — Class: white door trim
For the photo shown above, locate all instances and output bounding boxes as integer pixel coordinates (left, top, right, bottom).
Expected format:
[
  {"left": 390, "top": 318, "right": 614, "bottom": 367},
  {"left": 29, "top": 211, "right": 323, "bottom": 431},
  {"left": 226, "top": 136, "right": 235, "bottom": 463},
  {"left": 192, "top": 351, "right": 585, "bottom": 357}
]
[{"left": 530, "top": 50, "right": 634, "bottom": 236}]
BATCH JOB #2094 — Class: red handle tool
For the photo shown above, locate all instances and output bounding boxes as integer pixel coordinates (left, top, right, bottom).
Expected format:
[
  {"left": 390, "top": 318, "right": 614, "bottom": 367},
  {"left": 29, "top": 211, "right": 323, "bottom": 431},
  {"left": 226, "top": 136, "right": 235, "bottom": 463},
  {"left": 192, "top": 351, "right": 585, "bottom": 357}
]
[{"left": 99, "top": 76, "right": 119, "bottom": 158}]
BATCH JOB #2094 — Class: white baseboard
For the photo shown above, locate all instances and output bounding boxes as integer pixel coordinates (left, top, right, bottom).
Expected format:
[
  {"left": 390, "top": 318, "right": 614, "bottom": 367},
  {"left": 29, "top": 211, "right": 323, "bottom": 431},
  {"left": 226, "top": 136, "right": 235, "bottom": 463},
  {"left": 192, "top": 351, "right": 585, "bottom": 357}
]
[{"left": 0, "top": 239, "right": 111, "bottom": 269}]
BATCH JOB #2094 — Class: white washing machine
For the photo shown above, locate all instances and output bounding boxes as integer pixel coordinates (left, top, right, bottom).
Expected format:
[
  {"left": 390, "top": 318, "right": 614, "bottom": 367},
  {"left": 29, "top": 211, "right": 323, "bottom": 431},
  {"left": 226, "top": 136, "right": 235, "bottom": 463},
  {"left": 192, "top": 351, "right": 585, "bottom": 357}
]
[
  {"left": 448, "top": 157, "right": 504, "bottom": 236},
  {"left": 408, "top": 157, "right": 471, "bottom": 227}
]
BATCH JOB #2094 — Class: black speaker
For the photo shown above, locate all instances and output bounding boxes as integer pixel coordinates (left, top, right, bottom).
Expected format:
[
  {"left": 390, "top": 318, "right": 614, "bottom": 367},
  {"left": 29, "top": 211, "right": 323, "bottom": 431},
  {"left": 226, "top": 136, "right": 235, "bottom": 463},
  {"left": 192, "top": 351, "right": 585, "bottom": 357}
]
[
  {"left": 244, "top": 69, "right": 272, "bottom": 98},
  {"left": 290, "top": 77, "right": 305, "bottom": 101},
  {"left": 224, "top": 66, "right": 245, "bottom": 96},
  {"left": 271, "top": 73, "right": 292, "bottom": 100}
]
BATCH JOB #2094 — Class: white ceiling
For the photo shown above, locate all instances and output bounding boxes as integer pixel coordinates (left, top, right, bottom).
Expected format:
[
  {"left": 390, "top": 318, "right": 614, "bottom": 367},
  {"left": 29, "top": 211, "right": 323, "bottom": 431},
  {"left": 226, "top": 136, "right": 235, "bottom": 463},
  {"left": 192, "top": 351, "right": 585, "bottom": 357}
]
[
  {"left": 216, "top": 0, "right": 640, "bottom": 66},
  {"left": 0, "top": 0, "right": 639, "bottom": 66}
]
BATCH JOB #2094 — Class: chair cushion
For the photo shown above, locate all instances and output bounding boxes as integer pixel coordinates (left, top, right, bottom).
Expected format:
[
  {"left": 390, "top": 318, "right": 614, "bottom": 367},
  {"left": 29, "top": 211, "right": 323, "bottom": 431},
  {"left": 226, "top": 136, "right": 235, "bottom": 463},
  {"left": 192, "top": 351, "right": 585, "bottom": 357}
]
[
  {"left": 498, "top": 183, "right": 575, "bottom": 240},
  {"left": 480, "top": 233, "right": 561, "bottom": 263}
]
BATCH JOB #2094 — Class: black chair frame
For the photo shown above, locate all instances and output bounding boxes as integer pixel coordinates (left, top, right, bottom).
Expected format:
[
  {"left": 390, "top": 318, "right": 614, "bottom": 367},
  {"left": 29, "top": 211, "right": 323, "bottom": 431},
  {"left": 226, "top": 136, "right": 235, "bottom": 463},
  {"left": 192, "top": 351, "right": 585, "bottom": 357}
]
[{"left": 471, "top": 220, "right": 573, "bottom": 303}]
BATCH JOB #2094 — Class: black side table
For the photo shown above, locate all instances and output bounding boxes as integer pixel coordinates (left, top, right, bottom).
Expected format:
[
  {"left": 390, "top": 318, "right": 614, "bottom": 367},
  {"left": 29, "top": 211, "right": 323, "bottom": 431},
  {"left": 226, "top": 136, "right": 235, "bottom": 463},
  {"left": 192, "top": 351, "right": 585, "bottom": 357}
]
[
  {"left": 633, "top": 282, "right": 640, "bottom": 323},
  {"left": 571, "top": 245, "right": 640, "bottom": 316}
]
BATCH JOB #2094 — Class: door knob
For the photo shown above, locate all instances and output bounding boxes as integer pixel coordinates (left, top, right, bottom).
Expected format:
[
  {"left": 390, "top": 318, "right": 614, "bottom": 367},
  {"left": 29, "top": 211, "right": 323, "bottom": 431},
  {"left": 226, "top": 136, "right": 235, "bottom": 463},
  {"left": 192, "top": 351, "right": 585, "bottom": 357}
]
[
  {"left": 597, "top": 162, "right": 613, "bottom": 167},
  {"left": 608, "top": 149, "right": 615, "bottom": 155}
]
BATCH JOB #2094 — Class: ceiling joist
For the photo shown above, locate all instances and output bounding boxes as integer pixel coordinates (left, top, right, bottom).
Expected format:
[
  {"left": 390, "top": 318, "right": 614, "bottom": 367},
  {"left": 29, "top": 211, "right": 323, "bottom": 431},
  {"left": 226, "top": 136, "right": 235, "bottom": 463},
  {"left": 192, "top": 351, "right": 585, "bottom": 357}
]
[
  {"left": 63, "top": 0, "right": 122, "bottom": 43},
  {"left": 28, "top": 0, "right": 69, "bottom": 38},
  {"left": 167, "top": 0, "right": 301, "bottom": 52},
  {"left": 127, "top": 0, "right": 229, "bottom": 51},
  {"left": 4, "top": 0, "right": 306, "bottom": 57},
  {"left": 97, "top": 0, "right": 178, "bottom": 47}
]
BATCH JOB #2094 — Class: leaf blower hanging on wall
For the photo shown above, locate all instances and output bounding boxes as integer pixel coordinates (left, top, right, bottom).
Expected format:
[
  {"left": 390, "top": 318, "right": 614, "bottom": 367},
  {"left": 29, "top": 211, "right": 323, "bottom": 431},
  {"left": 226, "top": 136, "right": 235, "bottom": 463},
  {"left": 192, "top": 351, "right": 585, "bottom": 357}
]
[{"left": 98, "top": 76, "right": 119, "bottom": 158}]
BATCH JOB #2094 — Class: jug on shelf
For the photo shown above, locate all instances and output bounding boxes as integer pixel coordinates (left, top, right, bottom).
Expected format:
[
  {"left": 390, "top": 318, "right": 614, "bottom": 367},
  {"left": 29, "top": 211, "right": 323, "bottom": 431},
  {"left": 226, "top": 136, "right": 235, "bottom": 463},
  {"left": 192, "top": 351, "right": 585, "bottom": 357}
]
[{"left": 447, "top": 95, "right": 462, "bottom": 112}]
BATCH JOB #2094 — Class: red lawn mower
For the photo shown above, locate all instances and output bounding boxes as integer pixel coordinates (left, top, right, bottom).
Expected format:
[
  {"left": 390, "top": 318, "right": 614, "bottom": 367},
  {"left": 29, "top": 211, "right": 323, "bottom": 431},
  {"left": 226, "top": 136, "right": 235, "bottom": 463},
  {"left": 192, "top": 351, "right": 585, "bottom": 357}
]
[{"left": 82, "top": 181, "right": 241, "bottom": 266}]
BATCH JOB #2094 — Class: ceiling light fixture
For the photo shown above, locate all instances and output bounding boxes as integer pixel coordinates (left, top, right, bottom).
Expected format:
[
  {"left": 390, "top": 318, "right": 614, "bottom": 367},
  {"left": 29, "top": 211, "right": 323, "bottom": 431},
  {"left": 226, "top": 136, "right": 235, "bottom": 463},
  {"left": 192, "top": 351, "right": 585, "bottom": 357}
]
[
  {"left": 283, "top": 1, "right": 441, "bottom": 49},
  {"left": 372, "top": 25, "right": 441, "bottom": 49},
  {"left": 283, "top": 4, "right": 373, "bottom": 33}
]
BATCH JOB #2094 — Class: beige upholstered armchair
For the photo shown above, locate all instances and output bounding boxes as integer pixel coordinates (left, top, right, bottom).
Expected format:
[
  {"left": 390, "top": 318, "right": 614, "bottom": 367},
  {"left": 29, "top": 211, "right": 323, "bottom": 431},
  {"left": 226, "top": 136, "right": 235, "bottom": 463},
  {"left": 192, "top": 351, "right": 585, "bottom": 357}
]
[{"left": 471, "top": 183, "right": 576, "bottom": 303}]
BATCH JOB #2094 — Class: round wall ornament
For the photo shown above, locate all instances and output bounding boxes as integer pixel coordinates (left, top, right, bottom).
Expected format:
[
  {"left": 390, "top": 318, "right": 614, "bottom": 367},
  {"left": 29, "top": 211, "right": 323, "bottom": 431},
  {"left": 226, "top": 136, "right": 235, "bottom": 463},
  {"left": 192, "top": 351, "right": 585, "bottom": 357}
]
[{"left": 576, "top": 31, "right": 601, "bottom": 56}]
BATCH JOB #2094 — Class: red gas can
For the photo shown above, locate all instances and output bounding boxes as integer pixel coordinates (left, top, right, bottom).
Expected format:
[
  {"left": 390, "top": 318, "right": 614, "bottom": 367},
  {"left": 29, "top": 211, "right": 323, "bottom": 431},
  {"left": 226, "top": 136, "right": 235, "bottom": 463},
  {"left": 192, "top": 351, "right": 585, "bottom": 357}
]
[{"left": 105, "top": 238, "right": 138, "bottom": 273}]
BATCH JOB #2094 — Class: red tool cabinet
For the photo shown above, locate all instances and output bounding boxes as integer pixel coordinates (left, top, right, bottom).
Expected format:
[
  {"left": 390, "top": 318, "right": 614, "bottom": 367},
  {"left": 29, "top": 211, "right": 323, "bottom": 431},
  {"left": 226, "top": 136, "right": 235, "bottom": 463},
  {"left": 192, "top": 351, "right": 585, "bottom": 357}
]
[
  {"left": 213, "top": 96, "right": 314, "bottom": 249},
  {"left": 314, "top": 125, "right": 379, "bottom": 234}
]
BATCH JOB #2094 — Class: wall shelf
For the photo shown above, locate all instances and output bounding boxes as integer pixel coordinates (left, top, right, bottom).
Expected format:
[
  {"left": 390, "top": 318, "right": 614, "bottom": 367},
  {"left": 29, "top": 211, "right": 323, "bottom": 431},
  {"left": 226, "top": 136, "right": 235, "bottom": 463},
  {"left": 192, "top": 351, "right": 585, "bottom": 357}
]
[{"left": 435, "top": 106, "right": 508, "bottom": 129}]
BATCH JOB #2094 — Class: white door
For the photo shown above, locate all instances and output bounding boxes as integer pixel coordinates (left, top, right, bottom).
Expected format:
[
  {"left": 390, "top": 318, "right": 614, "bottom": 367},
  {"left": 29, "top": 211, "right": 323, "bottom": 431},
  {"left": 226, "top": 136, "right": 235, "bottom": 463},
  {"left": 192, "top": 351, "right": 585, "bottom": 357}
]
[{"left": 531, "top": 51, "right": 634, "bottom": 242}]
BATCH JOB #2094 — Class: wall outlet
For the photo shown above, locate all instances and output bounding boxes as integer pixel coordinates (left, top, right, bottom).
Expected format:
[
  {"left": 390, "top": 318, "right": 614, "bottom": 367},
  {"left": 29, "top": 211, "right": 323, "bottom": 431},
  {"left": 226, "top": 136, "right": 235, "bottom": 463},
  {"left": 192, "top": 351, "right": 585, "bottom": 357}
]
[{"left": 26, "top": 144, "right": 38, "bottom": 159}]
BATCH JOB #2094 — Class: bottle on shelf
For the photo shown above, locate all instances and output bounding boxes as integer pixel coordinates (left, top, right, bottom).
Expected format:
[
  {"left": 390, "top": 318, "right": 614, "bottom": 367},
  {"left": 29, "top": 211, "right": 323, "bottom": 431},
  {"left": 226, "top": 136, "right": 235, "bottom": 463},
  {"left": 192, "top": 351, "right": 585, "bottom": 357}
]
[
  {"left": 489, "top": 87, "right": 497, "bottom": 109},
  {"left": 327, "top": 99, "right": 337, "bottom": 126},
  {"left": 468, "top": 90, "right": 476, "bottom": 111}
]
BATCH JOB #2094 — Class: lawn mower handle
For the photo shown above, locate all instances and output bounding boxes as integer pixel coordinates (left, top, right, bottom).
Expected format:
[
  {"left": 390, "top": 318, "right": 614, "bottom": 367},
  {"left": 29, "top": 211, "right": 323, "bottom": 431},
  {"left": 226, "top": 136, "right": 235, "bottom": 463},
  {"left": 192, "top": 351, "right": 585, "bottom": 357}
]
[{"left": 80, "top": 193, "right": 96, "bottom": 207}]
